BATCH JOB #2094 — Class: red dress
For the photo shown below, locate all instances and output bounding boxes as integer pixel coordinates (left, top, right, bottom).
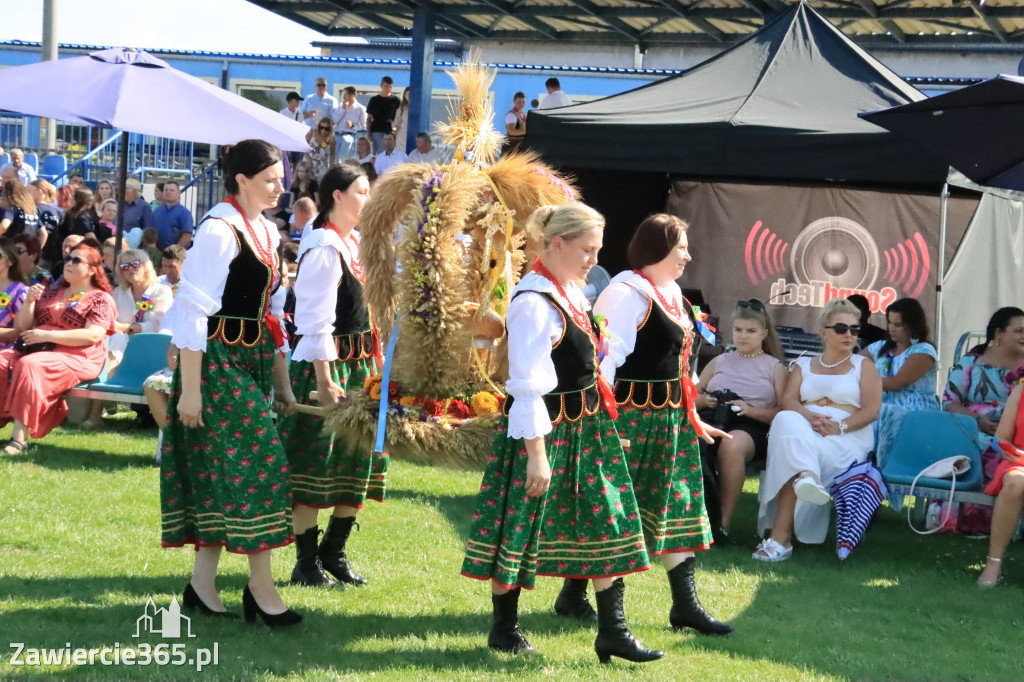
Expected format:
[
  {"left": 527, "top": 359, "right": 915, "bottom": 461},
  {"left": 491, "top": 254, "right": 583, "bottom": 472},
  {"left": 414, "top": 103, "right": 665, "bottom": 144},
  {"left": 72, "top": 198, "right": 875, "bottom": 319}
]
[
  {"left": 0, "top": 287, "right": 116, "bottom": 438},
  {"left": 985, "top": 400, "right": 1024, "bottom": 496}
]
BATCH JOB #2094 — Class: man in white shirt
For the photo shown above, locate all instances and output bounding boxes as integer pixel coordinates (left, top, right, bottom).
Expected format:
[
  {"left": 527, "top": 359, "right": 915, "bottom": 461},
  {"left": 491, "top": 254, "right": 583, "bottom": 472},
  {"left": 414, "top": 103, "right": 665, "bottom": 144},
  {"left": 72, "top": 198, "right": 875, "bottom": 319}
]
[
  {"left": 373, "top": 133, "right": 407, "bottom": 176},
  {"left": 405, "top": 132, "right": 442, "bottom": 165},
  {"left": 301, "top": 77, "right": 338, "bottom": 129},
  {"left": 539, "top": 78, "right": 573, "bottom": 110},
  {"left": 333, "top": 86, "right": 367, "bottom": 160},
  {"left": 9, "top": 149, "right": 36, "bottom": 184},
  {"left": 332, "top": 86, "right": 367, "bottom": 133}
]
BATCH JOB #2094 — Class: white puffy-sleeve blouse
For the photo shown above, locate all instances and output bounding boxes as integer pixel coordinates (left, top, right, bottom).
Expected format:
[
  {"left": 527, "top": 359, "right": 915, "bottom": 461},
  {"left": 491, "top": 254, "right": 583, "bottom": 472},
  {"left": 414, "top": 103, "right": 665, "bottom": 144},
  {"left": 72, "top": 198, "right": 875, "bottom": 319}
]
[
  {"left": 505, "top": 272, "right": 592, "bottom": 440},
  {"left": 162, "top": 202, "right": 284, "bottom": 352},
  {"left": 592, "top": 270, "right": 690, "bottom": 383},
  {"left": 291, "top": 227, "right": 355, "bottom": 363}
]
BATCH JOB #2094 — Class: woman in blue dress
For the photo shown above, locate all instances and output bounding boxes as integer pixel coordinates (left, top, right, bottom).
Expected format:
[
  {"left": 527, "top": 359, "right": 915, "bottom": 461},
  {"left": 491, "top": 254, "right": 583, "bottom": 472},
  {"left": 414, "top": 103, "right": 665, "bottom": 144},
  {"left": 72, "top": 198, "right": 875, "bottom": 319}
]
[{"left": 861, "top": 298, "right": 938, "bottom": 467}]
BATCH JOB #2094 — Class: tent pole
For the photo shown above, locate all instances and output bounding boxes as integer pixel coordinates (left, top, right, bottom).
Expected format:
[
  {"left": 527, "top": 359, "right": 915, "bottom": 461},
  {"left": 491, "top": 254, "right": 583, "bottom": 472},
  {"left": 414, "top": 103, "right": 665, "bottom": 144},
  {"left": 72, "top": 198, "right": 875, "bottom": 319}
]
[
  {"left": 935, "top": 181, "right": 949, "bottom": 380},
  {"left": 113, "top": 131, "right": 129, "bottom": 257}
]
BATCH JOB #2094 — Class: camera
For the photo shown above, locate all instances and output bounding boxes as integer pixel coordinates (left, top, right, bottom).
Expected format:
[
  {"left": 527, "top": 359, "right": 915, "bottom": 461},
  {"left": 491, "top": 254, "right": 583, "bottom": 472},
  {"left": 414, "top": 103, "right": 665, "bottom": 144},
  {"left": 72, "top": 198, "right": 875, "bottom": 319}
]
[{"left": 707, "top": 389, "right": 742, "bottom": 431}]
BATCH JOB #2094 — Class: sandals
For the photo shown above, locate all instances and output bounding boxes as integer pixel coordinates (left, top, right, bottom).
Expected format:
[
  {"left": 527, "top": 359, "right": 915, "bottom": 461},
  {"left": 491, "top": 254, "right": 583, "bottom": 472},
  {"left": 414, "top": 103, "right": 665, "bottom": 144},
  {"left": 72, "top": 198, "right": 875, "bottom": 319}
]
[
  {"left": 1, "top": 439, "right": 26, "bottom": 456},
  {"left": 752, "top": 538, "right": 793, "bottom": 562},
  {"left": 793, "top": 474, "right": 831, "bottom": 506},
  {"left": 977, "top": 557, "right": 1002, "bottom": 588}
]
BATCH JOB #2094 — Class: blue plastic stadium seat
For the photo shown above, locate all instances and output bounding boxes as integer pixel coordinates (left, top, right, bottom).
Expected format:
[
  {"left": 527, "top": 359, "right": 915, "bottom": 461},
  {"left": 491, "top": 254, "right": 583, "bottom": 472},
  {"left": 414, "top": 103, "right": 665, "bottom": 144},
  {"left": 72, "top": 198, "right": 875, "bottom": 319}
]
[
  {"left": 881, "top": 411, "right": 985, "bottom": 491},
  {"left": 22, "top": 152, "right": 38, "bottom": 172},
  {"left": 84, "top": 333, "right": 171, "bottom": 399},
  {"left": 0, "top": 152, "right": 10, "bottom": 168},
  {"left": 39, "top": 154, "right": 67, "bottom": 181}
]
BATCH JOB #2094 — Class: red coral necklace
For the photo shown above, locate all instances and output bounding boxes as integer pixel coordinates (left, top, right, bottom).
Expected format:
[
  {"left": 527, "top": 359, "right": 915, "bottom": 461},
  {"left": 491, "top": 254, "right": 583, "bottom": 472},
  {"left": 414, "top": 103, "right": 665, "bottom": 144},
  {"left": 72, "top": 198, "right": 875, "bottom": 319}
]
[
  {"left": 325, "top": 222, "right": 364, "bottom": 283},
  {"left": 227, "top": 196, "right": 277, "bottom": 284},
  {"left": 633, "top": 269, "right": 682, "bottom": 319},
  {"left": 531, "top": 258, "right": 592, "bottom": 334}
]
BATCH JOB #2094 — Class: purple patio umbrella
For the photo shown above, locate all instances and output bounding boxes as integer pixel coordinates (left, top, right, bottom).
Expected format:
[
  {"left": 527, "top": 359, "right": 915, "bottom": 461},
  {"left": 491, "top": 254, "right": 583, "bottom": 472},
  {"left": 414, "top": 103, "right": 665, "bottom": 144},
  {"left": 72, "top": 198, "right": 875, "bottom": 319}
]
[
  {"left": 829, "top": 460, "right": 888, "bottom": 560},
  {"left": 0, "top": 47, "right": 310, "bottom": 251}
]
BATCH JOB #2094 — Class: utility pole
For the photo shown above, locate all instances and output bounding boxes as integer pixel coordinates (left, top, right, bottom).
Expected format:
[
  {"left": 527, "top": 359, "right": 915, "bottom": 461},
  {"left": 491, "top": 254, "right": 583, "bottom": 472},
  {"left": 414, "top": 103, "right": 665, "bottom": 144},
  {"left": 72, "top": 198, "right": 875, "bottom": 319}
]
[{"left": 41, "top": 0, "right": 58, "bottom": 152}]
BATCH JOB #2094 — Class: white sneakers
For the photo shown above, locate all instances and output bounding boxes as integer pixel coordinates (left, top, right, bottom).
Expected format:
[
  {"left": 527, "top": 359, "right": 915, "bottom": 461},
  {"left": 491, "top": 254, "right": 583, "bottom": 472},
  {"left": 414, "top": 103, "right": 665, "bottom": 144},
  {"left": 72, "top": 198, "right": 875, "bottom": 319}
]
[{"left": 793, "top": 474, "right": 831, "bottom": 506}]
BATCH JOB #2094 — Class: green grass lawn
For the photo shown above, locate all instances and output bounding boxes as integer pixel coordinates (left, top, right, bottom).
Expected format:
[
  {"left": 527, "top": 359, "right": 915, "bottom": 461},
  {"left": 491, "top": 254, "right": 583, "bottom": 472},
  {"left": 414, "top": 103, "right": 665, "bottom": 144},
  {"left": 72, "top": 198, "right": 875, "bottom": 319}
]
[{"left": 0, "top": 416, "right": 1022, "bottom": 681}]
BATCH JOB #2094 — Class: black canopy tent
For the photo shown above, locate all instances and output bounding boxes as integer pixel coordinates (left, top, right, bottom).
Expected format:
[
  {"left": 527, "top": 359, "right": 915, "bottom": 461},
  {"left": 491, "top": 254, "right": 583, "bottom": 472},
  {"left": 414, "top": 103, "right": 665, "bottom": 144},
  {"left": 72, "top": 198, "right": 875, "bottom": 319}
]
[
  {"left": 524, "top": 2, "right": 948, "bottom": 189},
  {"left": 524, "top": 3, "right": 976, "bottom": 333}
]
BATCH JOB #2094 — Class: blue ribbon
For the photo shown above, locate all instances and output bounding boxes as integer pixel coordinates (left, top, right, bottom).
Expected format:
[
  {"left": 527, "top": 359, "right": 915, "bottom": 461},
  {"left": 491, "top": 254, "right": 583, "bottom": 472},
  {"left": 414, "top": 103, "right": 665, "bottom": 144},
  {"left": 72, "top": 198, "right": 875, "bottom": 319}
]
[
  {"left": 373, "top": 316, "right": 400, "bottom": 454},
  {"left": 695, "top": 320, "right": 716, "bottom": 346}
]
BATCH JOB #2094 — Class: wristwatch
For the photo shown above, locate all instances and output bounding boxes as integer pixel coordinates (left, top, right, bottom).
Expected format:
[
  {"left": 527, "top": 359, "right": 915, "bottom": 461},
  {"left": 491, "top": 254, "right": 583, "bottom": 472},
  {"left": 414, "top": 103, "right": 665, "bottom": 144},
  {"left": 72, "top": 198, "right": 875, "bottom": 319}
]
[{"left": 838, "top": 420, "right": 848, "bottom": 435}]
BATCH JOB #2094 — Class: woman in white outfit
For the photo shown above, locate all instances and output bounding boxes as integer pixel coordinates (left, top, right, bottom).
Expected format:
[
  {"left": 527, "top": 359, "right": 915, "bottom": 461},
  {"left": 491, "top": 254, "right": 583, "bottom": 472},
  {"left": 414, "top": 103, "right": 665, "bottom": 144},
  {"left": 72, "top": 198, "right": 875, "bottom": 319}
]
[{"left": 754, "top": 298, "right": 881, "bottom": 561}]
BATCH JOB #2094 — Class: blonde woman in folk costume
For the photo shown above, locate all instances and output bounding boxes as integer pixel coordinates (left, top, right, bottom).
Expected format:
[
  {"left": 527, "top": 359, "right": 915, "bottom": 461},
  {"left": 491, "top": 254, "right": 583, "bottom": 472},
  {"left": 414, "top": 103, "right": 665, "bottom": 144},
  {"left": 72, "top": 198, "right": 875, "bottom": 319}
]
[
  {"left": 160, "top": 140, "right": 301, "bottom": 627},
  {"left": 462, "top": 204, "right": 663, "bottom": 665},
  {"left": 592, "top": 214, "right": 733, "bottom": 636},
  {"left": 278, "top": 164, "right": 382, "bottom": 589}
]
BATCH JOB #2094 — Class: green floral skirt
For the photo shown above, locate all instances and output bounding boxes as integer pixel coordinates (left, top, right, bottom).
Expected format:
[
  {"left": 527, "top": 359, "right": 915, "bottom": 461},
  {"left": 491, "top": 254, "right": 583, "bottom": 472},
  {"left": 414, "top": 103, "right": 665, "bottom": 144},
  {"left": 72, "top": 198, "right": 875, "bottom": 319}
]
[
  {"left": 615, "top": 404, "right": 712, "bottom": 554},
  {"left": 161, "top": 334, "right": 293, "bottom": 554},
  {"left": 462, "top": 412, "right": 651, "bottom": 590},
  {"left": 279, "top": 356, "right": 386, "bottom": 508}
]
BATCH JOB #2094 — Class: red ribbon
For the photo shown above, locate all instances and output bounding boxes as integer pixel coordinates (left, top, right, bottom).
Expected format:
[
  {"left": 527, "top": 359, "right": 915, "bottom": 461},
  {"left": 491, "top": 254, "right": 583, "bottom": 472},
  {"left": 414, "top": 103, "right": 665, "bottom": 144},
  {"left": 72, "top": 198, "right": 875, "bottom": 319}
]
[
  {"left": 598, "top": 375, "right": 619, "bottom": 421},
  {"left": 264, "top": 312, "right": 287, "bottom": 356},
  {"left": 681, "top": 375, "right": 706, "bottom": 438}
]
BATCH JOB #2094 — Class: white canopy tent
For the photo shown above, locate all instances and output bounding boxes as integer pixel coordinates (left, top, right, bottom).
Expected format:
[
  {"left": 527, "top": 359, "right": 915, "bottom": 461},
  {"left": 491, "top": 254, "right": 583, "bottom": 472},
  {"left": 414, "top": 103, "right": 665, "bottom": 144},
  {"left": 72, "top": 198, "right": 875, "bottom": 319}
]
[{"left": 937, "top": 170, "right": 1024, "bottom": 382}]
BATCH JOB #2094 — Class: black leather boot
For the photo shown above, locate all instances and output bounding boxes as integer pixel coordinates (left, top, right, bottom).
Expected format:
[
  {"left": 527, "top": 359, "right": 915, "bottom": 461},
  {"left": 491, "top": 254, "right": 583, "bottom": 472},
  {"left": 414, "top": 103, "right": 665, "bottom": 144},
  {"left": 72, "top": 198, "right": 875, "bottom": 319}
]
[
  {"left": 318, "top": 516, "right": 368, "bottom": 586},
  {"left": 668, "top": 557, "right": 733, "bottom": 635},
  {"left": 554, "top": 578, "right": 598, "bottom": 624},
  {"left": 593, "top": 578, "right": 664, "bottom": 664},
  {"left": 290, "top": 526, "right": 342, "bottom": 588},
  {"left": 488, "top": 588, "right": 538, "bottom": 655}
]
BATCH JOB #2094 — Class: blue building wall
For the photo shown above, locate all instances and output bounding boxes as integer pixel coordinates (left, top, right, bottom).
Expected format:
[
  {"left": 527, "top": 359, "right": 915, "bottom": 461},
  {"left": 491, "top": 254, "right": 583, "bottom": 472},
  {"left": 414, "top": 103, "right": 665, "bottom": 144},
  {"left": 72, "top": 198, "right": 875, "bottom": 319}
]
[{"left": 0, "top": 40, "right": 665, "bottom": 150}]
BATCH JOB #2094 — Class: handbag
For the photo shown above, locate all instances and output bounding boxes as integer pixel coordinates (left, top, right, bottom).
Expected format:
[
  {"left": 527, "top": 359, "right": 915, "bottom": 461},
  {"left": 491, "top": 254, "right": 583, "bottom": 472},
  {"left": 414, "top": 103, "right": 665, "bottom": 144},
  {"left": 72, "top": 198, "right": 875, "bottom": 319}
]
[
  {"left": 12, "top": 337, "right": 57, "bottom": 355},
  {"left": 907, "top": 455, "right": 972, "bottom": 535}
]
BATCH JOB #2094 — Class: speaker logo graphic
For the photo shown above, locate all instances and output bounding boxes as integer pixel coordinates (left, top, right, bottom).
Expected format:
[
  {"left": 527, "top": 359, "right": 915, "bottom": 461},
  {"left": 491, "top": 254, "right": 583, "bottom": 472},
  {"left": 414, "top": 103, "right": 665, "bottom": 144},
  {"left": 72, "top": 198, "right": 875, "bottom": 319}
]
[{"left": 746, "top": 218, "right": 929, "bottom": 313}]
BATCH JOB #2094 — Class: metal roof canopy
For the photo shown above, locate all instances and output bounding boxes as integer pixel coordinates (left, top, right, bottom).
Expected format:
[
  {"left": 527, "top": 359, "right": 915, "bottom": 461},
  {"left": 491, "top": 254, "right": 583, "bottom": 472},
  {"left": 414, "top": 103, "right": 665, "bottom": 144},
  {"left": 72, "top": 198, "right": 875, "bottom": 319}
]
[{"left": 248, "top": 0, "right": 1024, "bottom": 47}]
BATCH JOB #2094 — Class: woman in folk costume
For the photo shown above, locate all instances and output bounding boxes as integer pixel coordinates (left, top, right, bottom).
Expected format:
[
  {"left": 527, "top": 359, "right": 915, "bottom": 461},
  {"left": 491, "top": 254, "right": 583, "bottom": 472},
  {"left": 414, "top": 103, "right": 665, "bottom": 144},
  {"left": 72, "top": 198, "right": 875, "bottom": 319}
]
[
  {"left": 160, "top": 140, "right": 301, "bottom": 628},
  {"left": 461, "top": 204, "right": 663, "bottom": 665},
  {"left": 591, "top": 214, "right": 732, "bottom": 636},
  {"left": 278, "top": 164, "right": 381, "bottom": 589}
]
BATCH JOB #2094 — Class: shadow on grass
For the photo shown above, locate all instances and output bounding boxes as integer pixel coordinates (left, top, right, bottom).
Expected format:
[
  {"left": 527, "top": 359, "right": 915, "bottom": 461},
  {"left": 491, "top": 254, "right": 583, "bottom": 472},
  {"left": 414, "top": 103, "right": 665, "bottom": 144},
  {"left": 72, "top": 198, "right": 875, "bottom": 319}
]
[
  {"left": 677, "top": 491, "right": 1024, "bottom": 680},
  {"left": 387, "top": 487, "right": 477, "bottom": 543},
  {"left": 0, "top": 574, "right": 588, "bottom": 678},
  {"left": 13, "top": 443, "right": 156, "bottom": 471}
]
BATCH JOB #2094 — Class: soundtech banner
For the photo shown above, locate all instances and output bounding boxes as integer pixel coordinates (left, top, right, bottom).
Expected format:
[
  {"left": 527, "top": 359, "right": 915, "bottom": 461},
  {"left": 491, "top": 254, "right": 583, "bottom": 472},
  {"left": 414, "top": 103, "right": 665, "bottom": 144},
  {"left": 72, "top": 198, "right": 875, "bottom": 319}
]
[{"left": 667, "top": 180, "right": 978, "bottom": 332}]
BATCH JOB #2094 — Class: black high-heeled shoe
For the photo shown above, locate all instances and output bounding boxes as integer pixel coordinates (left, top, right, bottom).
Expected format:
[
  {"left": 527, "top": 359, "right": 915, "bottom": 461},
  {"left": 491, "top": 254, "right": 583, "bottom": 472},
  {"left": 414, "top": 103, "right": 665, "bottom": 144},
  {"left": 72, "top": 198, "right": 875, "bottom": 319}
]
[
  {"left": 182, "top": 583, "right": 239, "bottom": 619},
  {"left": 241, "top": 587, "right": 302, "bottom": 628}
]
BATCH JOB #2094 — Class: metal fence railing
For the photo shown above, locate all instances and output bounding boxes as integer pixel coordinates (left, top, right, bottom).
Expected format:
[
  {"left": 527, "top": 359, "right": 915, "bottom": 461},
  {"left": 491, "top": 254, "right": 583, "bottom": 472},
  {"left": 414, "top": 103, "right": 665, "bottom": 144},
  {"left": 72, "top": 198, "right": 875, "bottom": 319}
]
[
  {"left": 0, "top": 113, "right": 196, "bottom": 186},
  {"left": 181, "top": 160, "right": 224, "bottom": 220}
]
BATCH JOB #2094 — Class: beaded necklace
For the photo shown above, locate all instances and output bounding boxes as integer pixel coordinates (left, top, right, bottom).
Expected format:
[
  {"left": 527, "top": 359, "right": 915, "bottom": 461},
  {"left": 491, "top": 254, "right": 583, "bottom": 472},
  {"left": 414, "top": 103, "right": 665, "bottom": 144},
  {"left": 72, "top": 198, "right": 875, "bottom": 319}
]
[
  {"left": 531, "top": 259, "right": 592, "bottom": 335},
  {"left": 226, "top": 196, "right": 277, "bottom": 285},
  {"left": 324, "top": 222, "right": 364, "bottom": 283},
  {"left": 633, "top": 269, "right": 682, "bottom": 319}
]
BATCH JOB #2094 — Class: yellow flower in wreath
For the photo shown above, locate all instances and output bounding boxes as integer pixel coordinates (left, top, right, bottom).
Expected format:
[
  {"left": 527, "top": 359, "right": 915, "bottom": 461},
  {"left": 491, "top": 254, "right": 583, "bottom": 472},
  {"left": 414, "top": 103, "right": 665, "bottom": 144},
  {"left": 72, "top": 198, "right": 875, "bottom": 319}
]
[
  {"left": 369, "top": 383, "right": 383, "bottom": 401},
  {"left": 399, "top": 396, "right": 417, "bottom": 407},
  {"left": 364, "top": 373, "right": 382, "bottom": 390},
  {"left": 471, "top": 391, "right": 500, "bottom": 416}
]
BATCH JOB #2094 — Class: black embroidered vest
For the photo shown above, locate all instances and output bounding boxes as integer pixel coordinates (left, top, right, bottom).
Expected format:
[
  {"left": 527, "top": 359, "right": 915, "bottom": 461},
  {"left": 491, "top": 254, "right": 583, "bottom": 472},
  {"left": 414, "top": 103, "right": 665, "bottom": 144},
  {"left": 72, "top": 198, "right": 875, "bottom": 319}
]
[
  {"left": 332, "top": 252, "right": 374, "bottom": 361},
  {"left": 504, "top": 290, "right": 601, "bottom": 425},
  {"left": 206, "top": 222, "right": 276, "bottom": 347},
  {"left": 614, "top": 284, "right": 691, "bottom": 410}
]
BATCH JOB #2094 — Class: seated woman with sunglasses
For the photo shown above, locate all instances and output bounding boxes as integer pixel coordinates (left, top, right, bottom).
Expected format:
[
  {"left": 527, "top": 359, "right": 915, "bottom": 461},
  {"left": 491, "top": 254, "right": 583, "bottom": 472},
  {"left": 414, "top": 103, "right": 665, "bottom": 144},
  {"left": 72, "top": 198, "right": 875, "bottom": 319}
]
[
  {"left": 753, "top": 298, "right": 882, "bottom": 561},
  {"left": 305, "top": 118, "right": 337, "bottom": 182},
  {"left": 696, "top": 298, "right": 786, "bottom": 538},
  {"left": 859, "top": 298, "right": 939, "bottom": 468},
  {"left": 83, "top": 249, "right": 172, "bottom": 427},
  {"left": 0, "top": 244, "right": 115, "bottom": 454}
]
